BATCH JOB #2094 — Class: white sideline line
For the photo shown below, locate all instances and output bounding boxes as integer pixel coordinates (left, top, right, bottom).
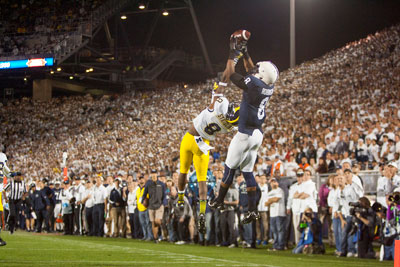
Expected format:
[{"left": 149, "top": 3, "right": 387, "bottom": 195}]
[{"left": 26, "top": 235, "right": 277, "bottom": 267}]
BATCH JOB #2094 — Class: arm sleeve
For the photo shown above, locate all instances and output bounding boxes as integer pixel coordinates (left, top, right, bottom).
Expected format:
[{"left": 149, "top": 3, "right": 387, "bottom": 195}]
[
  {"left": 141, "top": 183, "right": 149, "bottom": 202},
  {"left": 3, "top": 164, "right": 11, "bottom": 178},
  {"left": 42, "top": 191, "right": 50, "bottom": 206},
  {"left": 230, "top": 73, "right": 247, "bottom": 91}
]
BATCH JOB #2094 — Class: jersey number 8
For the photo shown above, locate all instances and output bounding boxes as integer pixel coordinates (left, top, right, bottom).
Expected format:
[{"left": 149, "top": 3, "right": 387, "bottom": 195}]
[
  {"left": 257, "top": 96, "right": 269, "bottom": 120},
  {"left": 204, "top": 123, "right": 221, "bottom": 135}
]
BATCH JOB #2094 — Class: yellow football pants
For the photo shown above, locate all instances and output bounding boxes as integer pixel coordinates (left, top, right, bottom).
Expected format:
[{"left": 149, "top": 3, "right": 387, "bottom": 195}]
[{"left": 179, "top": 132, "right": 210, "bottom": 182}]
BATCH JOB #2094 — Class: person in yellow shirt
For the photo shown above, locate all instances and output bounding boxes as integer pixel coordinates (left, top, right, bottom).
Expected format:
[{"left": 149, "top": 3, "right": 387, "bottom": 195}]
[{"left": 136, "top": 175, "right": 152, "bottom": 241}]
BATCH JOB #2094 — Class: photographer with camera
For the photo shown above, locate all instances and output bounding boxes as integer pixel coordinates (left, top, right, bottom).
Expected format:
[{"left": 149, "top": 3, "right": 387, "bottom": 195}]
[
  {"left": 350, "top": 197, "right": 376, "bottom": 258},
  {"left": 292, "top": 207, "right": 324, "bottom": 254},
  {"left": 382, "top": 192, "right": 400, "bottom": 260},
  {"left": 338, "top": 168, "right": 364, "bottom": 257}
]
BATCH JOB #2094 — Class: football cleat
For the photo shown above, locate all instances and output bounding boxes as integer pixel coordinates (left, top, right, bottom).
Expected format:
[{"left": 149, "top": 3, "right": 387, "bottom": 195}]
[
  {"left": 241, "top": 211, "right": 261, "bottom": 225},
  {"left": 197, "top": 213, "right": 206, "bottom": 235},
  {"left": 0, "top": 238, "right": 6, "bottom": 246},
  {"left": 208, "top": 199, "right": 223, "bottom": 210}
]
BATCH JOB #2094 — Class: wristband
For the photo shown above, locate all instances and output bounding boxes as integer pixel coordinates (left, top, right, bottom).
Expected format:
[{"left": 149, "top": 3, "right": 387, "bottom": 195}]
[{"left": 218, "top": 82, "right": 227, "bottom": 87}]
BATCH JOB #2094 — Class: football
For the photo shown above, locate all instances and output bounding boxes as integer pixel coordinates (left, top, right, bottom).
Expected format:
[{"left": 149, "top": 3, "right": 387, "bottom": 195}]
[{"left": 231, "top": 29, "right": 251, "bottom": 41}]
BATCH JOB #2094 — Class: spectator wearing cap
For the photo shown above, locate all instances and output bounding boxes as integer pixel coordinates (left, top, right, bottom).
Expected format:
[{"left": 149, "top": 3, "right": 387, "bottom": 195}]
[
  {"left": 342, "top": 161, "right": 364, "bottom": 197},
  {"left": 93, "top": 176, "right": 107, "bottom": 237},
  {"left": 142, "top": 170, "right": 166, "bottom": 243},
  {"left": 72, "top": 176, "right": 85, "bottom": 235},
  {"left": 265, "top": 177, "right": 286, "bottom": 251},
  {"left": 60, "top": 180, "right": 74, "bottom": 235},
  {"left": 109, "top": 177, "right": 127, "bottom": 238},
  {"left": 287, "top": 169, "right": 304, "bottom": 244},
  {"left": 137, "top": 175, "right": 152, "bottom": 241},
  {"left": 81, "top": 179, "right": 94, "bottom": 236}
]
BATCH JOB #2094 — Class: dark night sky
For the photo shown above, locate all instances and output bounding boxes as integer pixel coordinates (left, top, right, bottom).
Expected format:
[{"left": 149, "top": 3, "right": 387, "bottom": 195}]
[{"left": 121, "top": 0, "right": 400, "bottom": 72}]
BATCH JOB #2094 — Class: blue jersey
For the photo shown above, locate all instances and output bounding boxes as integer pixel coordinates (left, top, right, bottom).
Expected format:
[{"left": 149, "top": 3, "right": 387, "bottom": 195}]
[{"left": 238, "top": 75, "right": 274, "bottom": 135}]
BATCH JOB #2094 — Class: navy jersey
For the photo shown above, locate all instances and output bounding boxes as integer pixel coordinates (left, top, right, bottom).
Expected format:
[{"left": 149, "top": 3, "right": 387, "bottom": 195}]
[{"left": 232, "top": 74, "right": 274, "bottom": 135}]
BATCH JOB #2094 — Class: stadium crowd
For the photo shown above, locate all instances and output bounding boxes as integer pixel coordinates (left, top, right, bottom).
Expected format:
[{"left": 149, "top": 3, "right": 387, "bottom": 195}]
[
  {"left": 0, "top": 23, "right": 400, "bottom": 259},
  {"left": 0, "top": 0, "right": 105, "bottom": 57}
]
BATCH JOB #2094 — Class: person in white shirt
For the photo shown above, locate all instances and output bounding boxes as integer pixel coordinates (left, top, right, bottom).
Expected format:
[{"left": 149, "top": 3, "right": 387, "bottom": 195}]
[
  {"left": 93, "top": 176, "right": 107, "bottom": 237},
  {"left": 395, "top": 134, "right": 400, "bottom": 154},
  {"left": 286, "top": 169, "right": 304, "bottom": 244},
  {"left": 72, "top": 177, "right": 85, "bottom": 235},
  {"left": 82, "top": 179, "right": 94, "bottom": 236},
  {"left": 296, "top": 170, "right": 318, "bottom": 214},
  {"left": 256, "top": 174, "right": 269, "bottom": 245},
  {"left": 367, "top": 138, "right": 380, "bottom": 163},
  {"left": 388, "top": 162, "right": 400, "bottom": 189},
  {"left": 265, "top": 178, "right": 286, "bottom": 251},
  {"left": 342, "top": 161, "right": 364, "bottom": 198},
  {"left": 60, "top": 180, "right": 74, "bottom": 235},
  {"left": 127, "top": 181, "right": 138, "bottom": 239},
  {"left": 338, "top": 168, "right": 363, "bottom": 257},
  {"left": 376, "top": 166, "right": 394, "bottom": 207},
  {"left": 284, "top": 155, "right": 299, "bottom": 178},
  {"left": 328, "top": 174, "right": 343, "bottom": 255}
]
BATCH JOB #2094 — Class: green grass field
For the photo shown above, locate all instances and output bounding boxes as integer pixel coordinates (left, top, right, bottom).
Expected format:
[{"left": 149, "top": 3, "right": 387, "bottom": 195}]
[{"left": 0, "top": 231, "right": 393, "bottom": 266}]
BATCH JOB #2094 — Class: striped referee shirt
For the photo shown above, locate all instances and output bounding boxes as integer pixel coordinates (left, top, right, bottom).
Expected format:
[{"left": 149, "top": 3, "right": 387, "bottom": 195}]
[{"left": 4, "top": 179, "right": 27, "bottom": 200}]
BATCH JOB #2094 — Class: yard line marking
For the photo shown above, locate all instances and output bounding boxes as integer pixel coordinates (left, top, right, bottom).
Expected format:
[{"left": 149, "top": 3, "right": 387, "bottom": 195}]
[{"left": 28, "top": 235, "right": 277, "bottom": 267}]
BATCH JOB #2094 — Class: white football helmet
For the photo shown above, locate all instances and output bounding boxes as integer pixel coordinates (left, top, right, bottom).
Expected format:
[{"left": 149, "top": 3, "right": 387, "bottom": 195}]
[{"left": 253, "top": 61, "right": 279, "bottom": 85}]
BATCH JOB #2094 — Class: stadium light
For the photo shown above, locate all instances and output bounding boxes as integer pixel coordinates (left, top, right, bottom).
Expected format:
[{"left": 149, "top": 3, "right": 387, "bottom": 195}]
[
  {"left": 57, "top": 67, "right": 62, "bottom": 71},
  {"left": 69, "top": 76, "right": 74, "bottom": 80},
  {"left": 138, "top": 3, "right": 146, "bottom": 9},
  {"left": 23, "top": 77, "right": 27, "bottom": 81},
  {"left": 162, "top": 10, "right": 169, "bottom": 16},
  {"left": 121, "top": 15, "right": 127, "bottom": 20}
]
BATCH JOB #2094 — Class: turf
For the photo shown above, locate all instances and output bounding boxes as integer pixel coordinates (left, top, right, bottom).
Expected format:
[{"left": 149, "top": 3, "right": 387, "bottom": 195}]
[{"left": 0, "top": 231, "right": 393, "bottom": 266}]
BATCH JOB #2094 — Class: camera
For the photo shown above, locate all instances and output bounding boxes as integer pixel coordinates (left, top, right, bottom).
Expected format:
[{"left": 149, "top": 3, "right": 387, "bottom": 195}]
[
  {"left": 349, "top": 202, "right": 368, "bottom": 216},
  {"left": 304, "top": 212, "right": 313, "bottom": 218},
  {"left": 388, "top": 194, "right": 400, "bottom": 205}
]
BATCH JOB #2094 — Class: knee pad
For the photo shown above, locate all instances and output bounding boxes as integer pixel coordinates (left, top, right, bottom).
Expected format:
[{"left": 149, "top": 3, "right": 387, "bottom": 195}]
[
  {"left": 243, "top": 172, "right": 257, "bottom": 188},
  {"left": 221, "top": 166, "right": 236, "bottom": 186}
]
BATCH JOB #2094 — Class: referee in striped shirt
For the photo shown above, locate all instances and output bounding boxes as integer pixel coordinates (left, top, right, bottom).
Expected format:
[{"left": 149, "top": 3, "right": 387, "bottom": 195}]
[{"left": 4, "top": 172, "right": 26, "bottom": 234}]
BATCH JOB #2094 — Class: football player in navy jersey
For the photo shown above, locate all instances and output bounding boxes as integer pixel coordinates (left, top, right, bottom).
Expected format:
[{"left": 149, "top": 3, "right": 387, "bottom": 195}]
[{"left": 210, "top": 37, "right": 279, "bottom": 225}]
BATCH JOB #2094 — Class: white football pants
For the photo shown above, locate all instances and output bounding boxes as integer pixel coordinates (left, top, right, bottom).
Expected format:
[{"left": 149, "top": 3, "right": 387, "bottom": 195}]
[{"left": 225, "top": 129, "right": 263, "bottom": 172}]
